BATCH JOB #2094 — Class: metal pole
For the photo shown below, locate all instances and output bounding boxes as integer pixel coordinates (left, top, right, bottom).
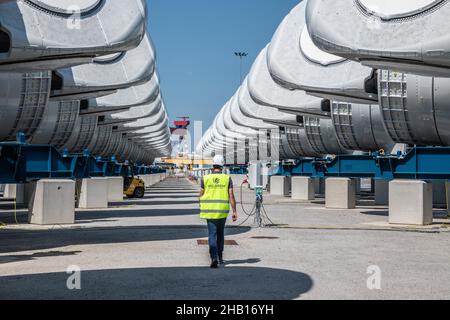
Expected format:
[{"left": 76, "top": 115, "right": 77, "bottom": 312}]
[
  {"left": 240, "top": 56, "right": 243, "bottom": 85},
  {"left": 235, "top": 52, "right": 248, "bottom": 86}
]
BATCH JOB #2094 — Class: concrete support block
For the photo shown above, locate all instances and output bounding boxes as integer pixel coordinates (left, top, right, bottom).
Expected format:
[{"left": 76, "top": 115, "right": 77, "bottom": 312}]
[
  {"left": 78, "top": 178, "right": 108, "bottom": 209},
  {"left": 389, "top": 180, "right": 433, "bottom": 226},
  {"left": 375, "top": 180, "right": 390, "bottom": 206},
  {"left": 140, "top": 175, "right": 147, "bottom": 187},
  {"left": 360, "top": 178, "right": 373, "bottom": 192},
  {"left": 142, "top": 175, "right": 157, "bottom": 187},
  {"left": 325, "top": 178, "right": 356, "bottom": 209},
  {"left": 354, "top": 179, "right": 362, "bottom": 195},
  {"left": 107, "top": 177, "right": 124, "bottom": 202},
  {"left": 28, "top": 179, "right": 75, "bottom": 225},
  {"left": 292, "top": 177, "right": 315, "bottom": 201},
  {"left": 432, "top": 181, "right": 448, "bottom": 208},
  {"left": 24, "top": 182, "right": 37, "bottom": 208},
  {"left": 3, "top": 184, "right": 15, "bottom": 198},
  {"left": 315, "top": 178, "right": 325, "bottom": 195},
  {"left": 270, "top": 176, "right": 291, "bottom": 196},
  {"left": 4, "top": 184, "right": 26, "bottom": 204}
]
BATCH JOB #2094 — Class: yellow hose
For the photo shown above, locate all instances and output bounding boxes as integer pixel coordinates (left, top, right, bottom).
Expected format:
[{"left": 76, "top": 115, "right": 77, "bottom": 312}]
[{"left": 13, "top": 197, "right": 18, "bottom": 224}]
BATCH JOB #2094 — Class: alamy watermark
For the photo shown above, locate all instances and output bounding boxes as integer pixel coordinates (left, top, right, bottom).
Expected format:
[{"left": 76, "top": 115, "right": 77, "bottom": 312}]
[
  {"left": 367, "top": 265, "right": 382, "bottom": 290},
  {"left": 66, "top": 265, "right": 81, "bottom": 290},
  {"left": 67, "top": 6, "right": 81, "bottom": 30}
]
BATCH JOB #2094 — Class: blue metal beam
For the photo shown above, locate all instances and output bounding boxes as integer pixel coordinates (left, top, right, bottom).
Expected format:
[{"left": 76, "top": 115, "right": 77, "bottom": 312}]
[
  {"left": 0, "top": 135, "right": 160, "bottom": 184},
  {"left": 228, "top": 165, "right": 248, "bottom": 175},
  {"left": 274, "top": 147, "right": 450, "bottom": 181}
]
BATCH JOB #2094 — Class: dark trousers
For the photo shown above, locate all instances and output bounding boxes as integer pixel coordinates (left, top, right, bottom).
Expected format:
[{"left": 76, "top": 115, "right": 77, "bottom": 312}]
[{"left": 207, "top": 218, "right": 227, "bottom": 260}]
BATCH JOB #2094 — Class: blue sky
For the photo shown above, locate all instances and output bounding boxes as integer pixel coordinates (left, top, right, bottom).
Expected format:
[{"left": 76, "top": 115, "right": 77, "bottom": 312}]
[{"left": 148, "top": 0, "right": 300, "bottom": 134}]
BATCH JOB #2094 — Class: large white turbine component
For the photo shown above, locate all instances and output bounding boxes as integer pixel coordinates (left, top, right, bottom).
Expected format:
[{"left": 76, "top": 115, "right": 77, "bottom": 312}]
[
  {"left": 0, "top": 1, "right": 171, "bottom": 164},
  {"left": 0, "top": 72, "right": 51, "bottom": 141},
  {"left": 109, "top": 96, "right": 163, "bottom": 123},
  {"left": 0, "top": 0, "right": 146, "bottom": 71},
  {"left": 30, "top": 84, "right": 163, "bottom": 155},
  {"left": 224, "top": 93, "right": 319, "bottom": 159},
  {"left": 216, "top": 105, "right": 255, "bottom": 164},
  {"left": 267, "top": 1, "right": 377, "bottom": 104},
  {"left": 50, "top": 40, "right": 159, "bottom": 156},
  {"left": 238, "top": 77, "right": 300, "bottom": 128},
  {"left": 205, "top": 105, "right": 249, "bottom": 162},
  {"left": 30, "top": 100, "right": 81, "bottom": 148},
  {"left": 376, "top": 70, "right": 450, "bottom": 146},
  {"left": 306, "top": 0, "right": 450, "bottom": 77},
  {"left": 220, "top": 98, "right": 308, "bottom": 162},
  {"left": 88, "top": 125, "right": 114, "bottom": 156},
  {"left": 265, "top": 1, "right": 394, "bottom": 153},
  {"left": 117, "top": 104, "right": 168, "bottom": 134},
  {"left": 62, "top": 115, "right": 98, "bottom": 153},
  {"left": 248, "top": 47, "right": 329, "bottom": 118},
  {"left": 51, "top": 32, "right": 156, "bottom": 101},
  {"left": 239, "top": 78, "right": 310, "bottom": 162},
  {"left": 83, "top": 73, "right": 161, "bottom": 116},
  {"left": 330, "top": 101, "right": 393, "bottom": 152},
  {"left": 82, "top": 76, "right": 165, "bottom": 163},
  {"left": 117, "top": 105, "right": 172, "bottom": 155},
  {"left": 229, "top": 93, "right": 277, "bottom": 161},
  {"left": 125, "top": 118, "right": 170, "bottom": 144},
  {"left": 229, "top": 93, "right": 277, "bottom": 132}
]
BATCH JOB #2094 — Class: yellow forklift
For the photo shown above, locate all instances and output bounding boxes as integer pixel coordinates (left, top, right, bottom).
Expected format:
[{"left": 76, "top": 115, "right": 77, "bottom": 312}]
[{"left": 123, "top": 165, "right": 146, "bottom": 199}]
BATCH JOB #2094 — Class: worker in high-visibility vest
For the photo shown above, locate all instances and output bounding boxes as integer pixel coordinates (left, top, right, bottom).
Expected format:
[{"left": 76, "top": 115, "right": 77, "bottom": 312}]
[{"left": 199, "top": 155, "right": 238, "bottom": 268}]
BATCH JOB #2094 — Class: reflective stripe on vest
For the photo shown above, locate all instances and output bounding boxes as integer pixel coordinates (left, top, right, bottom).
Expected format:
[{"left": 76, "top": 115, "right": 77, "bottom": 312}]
[{"left": 200, "top": 174, "right": 230, "bottom": 220}]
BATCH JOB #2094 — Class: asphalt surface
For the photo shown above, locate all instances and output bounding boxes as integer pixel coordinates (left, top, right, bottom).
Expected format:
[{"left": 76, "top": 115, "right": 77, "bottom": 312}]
[{"left": 0, "top": 177, "right": 449, "bottom": 300}]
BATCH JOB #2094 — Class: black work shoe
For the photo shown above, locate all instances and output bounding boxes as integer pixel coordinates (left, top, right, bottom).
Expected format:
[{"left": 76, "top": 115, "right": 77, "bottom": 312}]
[
  {"left": 218, "top": 257, "right": 224, "bottom": 266},
  {"left": 210, "top": 259, "right": 219, "bottom": 269}
]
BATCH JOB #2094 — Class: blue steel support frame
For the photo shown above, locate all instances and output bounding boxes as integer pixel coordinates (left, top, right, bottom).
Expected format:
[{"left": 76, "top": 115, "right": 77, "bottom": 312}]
[
  {"left": 228, "top": 165, "right": 248, "bottom": 175},
  {"left": 0, "top": 135, "right": 159, "bottom": 184},
  {"left": 274, "top": 147, "right": 450, "bottom": 181}
]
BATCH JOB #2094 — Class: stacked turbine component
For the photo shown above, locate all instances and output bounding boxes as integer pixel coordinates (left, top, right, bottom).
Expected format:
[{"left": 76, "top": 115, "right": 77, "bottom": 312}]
[
  {"left": 306, "top": 0, "right": 450, "bottom": 77},
  {"left": 306, "top": 0, "right": 450, "bottom": 147},
  {"left": 0, "top": 0, "right": 146, "bottom": 71},
  {"left": 0, "top": 0, "right": 172, "bottom": 164},
  {"left": 197, "top": 0, "right": 408, "bottom": 164}
]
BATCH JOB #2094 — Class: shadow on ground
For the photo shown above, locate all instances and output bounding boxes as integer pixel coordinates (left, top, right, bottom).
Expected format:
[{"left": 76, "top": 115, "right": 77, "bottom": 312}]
[
  {"left": 361, "top": 210, "right": 449, "bottom": 219},
  {"left": 76, "top": 208, "right": 200, "bottom": 221},
  {"left": 0, "top": 225, "right": 251, "bottom": 254},
  {"left": 0, "top": 266, "right": 313, "bottom": 300},
  {"left": 0, "top": 206, "right": 201, "bottom": 225},
  {"left": 0, "top": 250, "right": 82, "bottom": 264},
  {"left": 109, "top": 200, "right": 198, "bottom": 207}
]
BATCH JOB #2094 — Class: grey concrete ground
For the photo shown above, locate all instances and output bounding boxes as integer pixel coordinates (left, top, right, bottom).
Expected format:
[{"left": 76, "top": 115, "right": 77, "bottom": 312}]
[{"left": 0, "top": 177, "right": 449, "bottom": 300}]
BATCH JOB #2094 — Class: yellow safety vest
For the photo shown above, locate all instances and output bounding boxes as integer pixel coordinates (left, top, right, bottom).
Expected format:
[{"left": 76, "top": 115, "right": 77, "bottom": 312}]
[{"left": 200, "top": 174, "right": 231, "bottom": 220}]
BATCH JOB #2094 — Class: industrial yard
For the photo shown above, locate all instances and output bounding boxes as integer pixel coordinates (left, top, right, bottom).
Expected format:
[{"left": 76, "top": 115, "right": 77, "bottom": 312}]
[
  {"left": 1, "top": 0, "right": 450, "bottom": 304},
  {"left": 1, "top": 177, "right": 449, "bottom": 300}
]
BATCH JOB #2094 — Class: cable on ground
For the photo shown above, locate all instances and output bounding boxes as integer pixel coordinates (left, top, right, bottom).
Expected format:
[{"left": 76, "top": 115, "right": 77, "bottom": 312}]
[{"left": 237, "top": 181, "right": 275, "bottom": 228}]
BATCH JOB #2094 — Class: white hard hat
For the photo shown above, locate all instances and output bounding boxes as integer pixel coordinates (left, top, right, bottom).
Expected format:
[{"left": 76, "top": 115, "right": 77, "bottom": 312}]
[{"left": 213, "top": 155, "right": 225, "bottom": 167}]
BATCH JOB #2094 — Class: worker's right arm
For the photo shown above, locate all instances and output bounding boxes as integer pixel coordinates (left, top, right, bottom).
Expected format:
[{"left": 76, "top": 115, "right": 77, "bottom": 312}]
[{"left": 199, "top": 178, "right": 205, "bottom": 197}]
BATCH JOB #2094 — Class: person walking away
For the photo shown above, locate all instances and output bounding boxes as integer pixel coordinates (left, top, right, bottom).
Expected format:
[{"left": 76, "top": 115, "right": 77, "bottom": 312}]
[{"left": 199, "top": 155, "right": 238, "bottom": 268}]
